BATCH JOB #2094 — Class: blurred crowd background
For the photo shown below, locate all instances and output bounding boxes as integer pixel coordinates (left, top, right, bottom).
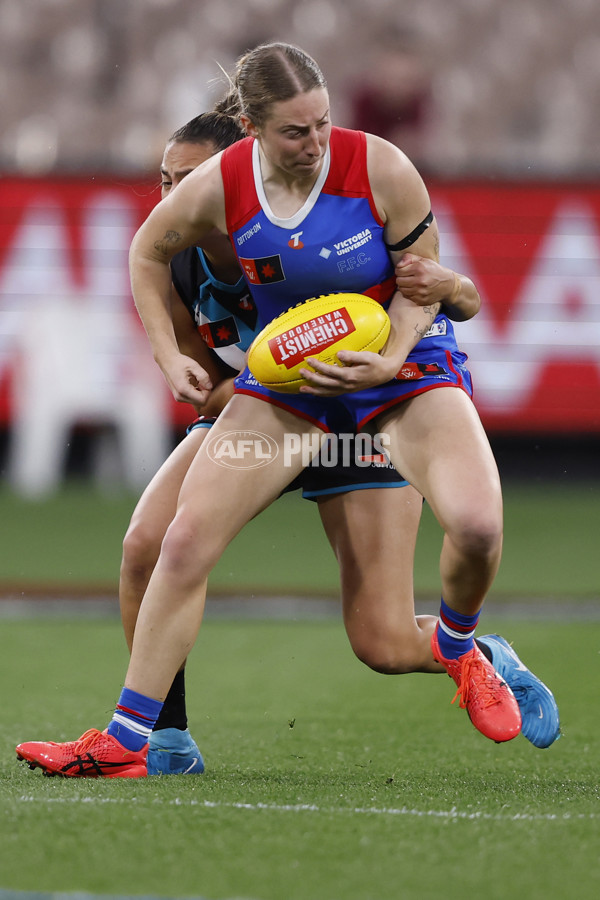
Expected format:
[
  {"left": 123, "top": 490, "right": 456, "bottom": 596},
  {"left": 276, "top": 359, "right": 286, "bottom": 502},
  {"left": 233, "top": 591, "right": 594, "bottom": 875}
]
[
  {"left": 0, "top": 0, "right": 599, "bottom": 498},
  {"left": 2, "top": 0, "right": 599, "bottom": 178}
]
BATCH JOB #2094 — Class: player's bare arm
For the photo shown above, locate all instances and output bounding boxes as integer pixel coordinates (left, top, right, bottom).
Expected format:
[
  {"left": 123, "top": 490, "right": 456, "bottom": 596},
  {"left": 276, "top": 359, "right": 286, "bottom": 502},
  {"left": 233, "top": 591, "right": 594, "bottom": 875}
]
[
  {"left": 300, "top": 138, "right": 444, "bottom": 395},
  {"left": 365, "top": 135, "right": 446, "bottom": 364},
  {"left": 368, "top": 140, "right": 480, "bottom": 322},
  {"left": 170, "top": 285, "right": 216, "bottom": 408},
  {"left": 129, "top": 155, "right": 226, "bottom": 404},
  {"left": 171, "top": 286, "right": 237, "bottom": 417},
  {"left": 395, "top": 252, "right": 481, "bottom": 322}
]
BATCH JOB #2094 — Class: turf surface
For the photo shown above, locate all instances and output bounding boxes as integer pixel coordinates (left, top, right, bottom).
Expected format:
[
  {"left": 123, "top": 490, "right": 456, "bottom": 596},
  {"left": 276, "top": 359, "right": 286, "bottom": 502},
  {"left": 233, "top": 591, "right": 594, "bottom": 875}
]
[
  {"left": 1, "top": 616, "right": 598, "bottom": 900},
  {"left": 0, "top": 481, "right": 598, "bottom": 597}
]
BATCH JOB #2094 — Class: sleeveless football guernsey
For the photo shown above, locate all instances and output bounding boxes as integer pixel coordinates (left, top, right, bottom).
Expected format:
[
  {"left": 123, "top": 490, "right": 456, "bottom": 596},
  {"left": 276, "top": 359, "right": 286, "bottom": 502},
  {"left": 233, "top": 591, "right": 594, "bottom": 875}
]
[{"left": 221, "top": 126, "right": 471, "bottom": 431}]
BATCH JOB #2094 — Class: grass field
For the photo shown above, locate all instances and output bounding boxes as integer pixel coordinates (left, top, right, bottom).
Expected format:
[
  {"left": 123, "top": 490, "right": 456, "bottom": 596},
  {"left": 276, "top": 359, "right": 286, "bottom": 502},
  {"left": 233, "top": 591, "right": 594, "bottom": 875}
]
[
  {"left": 0, "top": 480, "right": 598, "bottom": 597},
  {"left": 0, "top": 615, "right": 599, "bottom": 900},
  {"left": 0, "top": 479, "right": 598, "bottom": 899}
]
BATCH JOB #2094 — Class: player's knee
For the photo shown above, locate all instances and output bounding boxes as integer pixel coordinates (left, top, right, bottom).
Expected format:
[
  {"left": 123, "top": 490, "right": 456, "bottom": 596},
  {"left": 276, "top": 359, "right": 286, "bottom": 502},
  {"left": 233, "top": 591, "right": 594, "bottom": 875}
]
[
  {"left": 121, "top": 519, "right": 162, "bottom": 585},
  {"left": 350, "top": 635, "right": 417, "bottom": 675},
  {"left": 159, "top": 513, "right": 219, "bottom": 583},
  {"left": 449, "top": 510, "right": 503, "bottom": 560}
]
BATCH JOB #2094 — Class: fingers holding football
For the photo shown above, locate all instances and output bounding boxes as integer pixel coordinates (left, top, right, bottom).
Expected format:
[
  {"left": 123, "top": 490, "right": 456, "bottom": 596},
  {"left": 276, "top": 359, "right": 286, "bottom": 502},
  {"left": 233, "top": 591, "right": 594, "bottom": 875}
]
[
  {"left": 395, "top": 252, "right": 454, "bottom": 306},
  {"left": 299, "top": 350, "right": 397, "bottom": 396}
]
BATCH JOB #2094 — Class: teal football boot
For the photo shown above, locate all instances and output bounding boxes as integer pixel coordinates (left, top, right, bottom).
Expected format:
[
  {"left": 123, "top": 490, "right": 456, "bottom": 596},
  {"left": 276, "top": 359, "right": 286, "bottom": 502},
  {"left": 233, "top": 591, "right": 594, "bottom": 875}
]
[
  {"left": 147, "top": 727, "right": 205, "bottom": 775},
  {"left": 477, "top": 635, "right": 560, "bottom": 748}
]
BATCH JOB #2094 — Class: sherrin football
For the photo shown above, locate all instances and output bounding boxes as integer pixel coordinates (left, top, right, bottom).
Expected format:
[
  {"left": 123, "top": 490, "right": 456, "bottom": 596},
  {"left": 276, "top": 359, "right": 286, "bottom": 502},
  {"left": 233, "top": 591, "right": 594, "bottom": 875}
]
[{"left": 247, "top": 293, "right": 391, "bottom": 393}]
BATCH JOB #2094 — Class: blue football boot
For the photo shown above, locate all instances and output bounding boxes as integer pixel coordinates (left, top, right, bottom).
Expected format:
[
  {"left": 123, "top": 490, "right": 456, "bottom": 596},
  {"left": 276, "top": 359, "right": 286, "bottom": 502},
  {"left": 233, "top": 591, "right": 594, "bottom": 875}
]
[
  {"left": 477, "top": 634, "right": 560, "bottom": 749},
  {"left": 147, "top": 727, "right": 205, "bottom": 775}
]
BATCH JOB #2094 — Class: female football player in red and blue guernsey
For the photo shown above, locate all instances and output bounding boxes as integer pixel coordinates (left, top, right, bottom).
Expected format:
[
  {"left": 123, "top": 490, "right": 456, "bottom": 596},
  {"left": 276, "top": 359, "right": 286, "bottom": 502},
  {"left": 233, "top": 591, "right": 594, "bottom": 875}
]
[
  {"left": 143, "top": 111, "right": 555, "bottom": 759},
  {"left": 121, "top": 112, "right": 475, "bottom": 776},
  {"left": 16, "top": 43, "right": 559, "bottom": 777},
  {"left": 121, "top": 110, "right": 421, "bottom": 776}
]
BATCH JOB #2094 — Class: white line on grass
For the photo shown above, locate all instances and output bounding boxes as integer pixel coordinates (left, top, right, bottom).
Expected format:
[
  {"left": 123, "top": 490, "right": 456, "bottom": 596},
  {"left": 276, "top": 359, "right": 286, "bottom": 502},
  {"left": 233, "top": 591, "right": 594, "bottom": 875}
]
[
  {"left": 16, "top": 794, "right": 598, "bottom": 822},
  {"left": 0, "top": 893, "right": 251, "bottom": 900}
]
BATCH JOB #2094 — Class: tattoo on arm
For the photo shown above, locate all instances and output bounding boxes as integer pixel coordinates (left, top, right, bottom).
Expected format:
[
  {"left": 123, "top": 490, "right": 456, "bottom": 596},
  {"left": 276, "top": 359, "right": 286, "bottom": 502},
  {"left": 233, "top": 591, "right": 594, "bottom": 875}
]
[
  {"left": 153, "top": 230, "right": 183, "bottom": 256},
  {"left": 414, "top": 302, "right": 441, "bottom": 339}
]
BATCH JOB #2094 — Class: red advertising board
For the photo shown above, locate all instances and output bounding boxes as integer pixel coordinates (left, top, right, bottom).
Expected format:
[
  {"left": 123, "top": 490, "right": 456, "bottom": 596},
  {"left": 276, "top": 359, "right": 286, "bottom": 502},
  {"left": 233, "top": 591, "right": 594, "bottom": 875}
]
[
  {"left": 1, "top": 176, "right": 599, "bottom": 433},
  {"left": 430, "top": 181, "right": 600, "bottom": 433}
]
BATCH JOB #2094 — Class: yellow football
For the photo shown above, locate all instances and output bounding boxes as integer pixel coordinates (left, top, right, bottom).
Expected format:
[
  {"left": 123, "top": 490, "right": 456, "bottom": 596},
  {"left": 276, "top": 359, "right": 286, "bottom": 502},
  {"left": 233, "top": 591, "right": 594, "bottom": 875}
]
[{"left": 247, "top": 292, "right": 391, "bottom": 393}]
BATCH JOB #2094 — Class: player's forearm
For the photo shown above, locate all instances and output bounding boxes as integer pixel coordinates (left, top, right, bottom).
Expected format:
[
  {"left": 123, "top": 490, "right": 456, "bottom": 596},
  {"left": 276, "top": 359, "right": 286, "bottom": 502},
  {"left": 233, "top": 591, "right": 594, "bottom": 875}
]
[
  {"left": 130, "top": 252, "right": 181, "bottom": 369},
  {"left": 443, "top": 272, "right": 481, "bottom": 322},
  {"left": 383, "top": 290, "right": 442, "bottom": 370}
]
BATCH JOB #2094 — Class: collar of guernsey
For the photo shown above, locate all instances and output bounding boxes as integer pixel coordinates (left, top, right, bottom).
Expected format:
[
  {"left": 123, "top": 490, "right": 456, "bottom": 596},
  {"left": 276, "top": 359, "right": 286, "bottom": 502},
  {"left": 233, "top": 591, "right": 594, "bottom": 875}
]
[{"left": 220, "top": 126, "right": 397, "bottom": 326}]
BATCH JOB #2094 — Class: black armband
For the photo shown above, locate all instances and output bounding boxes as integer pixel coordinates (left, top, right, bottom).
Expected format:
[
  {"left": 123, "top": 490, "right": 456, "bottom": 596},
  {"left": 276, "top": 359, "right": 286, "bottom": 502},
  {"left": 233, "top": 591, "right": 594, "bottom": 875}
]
[{"left": 384, "top": 210, "right": 434, "bottom": 252}]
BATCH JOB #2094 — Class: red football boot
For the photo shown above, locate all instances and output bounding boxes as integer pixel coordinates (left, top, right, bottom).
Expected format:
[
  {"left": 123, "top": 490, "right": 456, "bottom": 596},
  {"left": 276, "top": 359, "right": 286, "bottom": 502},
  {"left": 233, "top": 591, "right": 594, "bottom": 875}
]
[
  {"left": 431, "top": 626, "right": 522, "bottom": 743},
  {"left": 16, "top": 728, "right": 147, "bottom": 778}
]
